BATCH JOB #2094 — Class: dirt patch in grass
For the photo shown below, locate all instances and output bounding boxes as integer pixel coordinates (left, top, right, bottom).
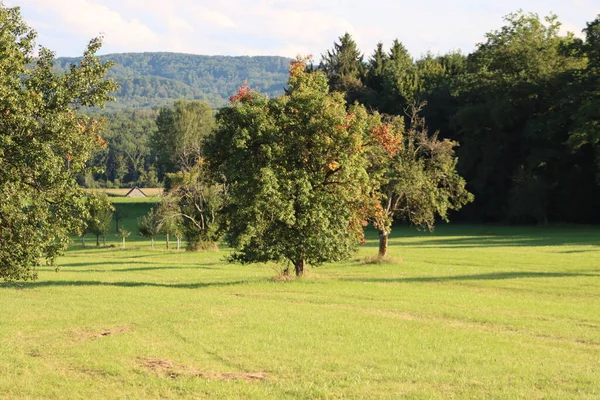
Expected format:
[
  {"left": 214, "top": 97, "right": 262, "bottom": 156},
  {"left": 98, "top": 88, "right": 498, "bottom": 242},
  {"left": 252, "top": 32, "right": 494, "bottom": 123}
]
[
  {"left": 71, "top": 326, "right": 129, "bottom": 341},
  {"left": 138, "top": 357, "right": 268, "bottom": 381}
]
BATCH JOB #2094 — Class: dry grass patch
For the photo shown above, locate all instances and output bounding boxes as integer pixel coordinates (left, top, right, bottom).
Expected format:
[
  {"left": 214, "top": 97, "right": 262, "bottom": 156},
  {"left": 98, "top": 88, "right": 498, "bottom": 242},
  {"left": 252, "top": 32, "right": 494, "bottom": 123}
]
[
  {"left": 70, "top": 326, "right": 129, "bottom": 341},
  {"left": 358, "top": 255, "right": 403, "bottom": 265},
  {"left": 138, "top": 357, "right": 268, "bottom": 381}
]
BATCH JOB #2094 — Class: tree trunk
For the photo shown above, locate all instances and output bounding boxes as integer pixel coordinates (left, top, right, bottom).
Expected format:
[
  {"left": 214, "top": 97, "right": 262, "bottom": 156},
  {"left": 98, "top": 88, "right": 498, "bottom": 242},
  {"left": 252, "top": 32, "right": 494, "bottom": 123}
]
[
  {"left": 294, "top": 259, "right": 305, "bottom": 277},
  {"left": 166, "top": 233, "right": 169, "bottom": 250},
  {"left": 81, "top": 235, "right": 85, "bottom": 247},
  {"left": 122, "top": 237, "right": 125, "bottom": 248},
  {"left": 103, "top": 235, "right": 106, "bottom": 247},
  {"left": 378, "top": 231, "right": 388, "bottom": 258},
  {"left": 151, "top": 237, "right": 154, "bottom": 248},
  {"left": 96, "top": 235, "right": 99, "bottom": 246},
  {"left": 177, "top": 238, "right": 181, "bottom": 250}
]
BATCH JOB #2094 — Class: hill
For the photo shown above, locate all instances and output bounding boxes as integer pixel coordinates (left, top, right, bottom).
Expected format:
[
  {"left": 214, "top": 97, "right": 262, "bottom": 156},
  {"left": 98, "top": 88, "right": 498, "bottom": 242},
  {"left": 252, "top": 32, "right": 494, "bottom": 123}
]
[{"left": 55, "top": 52, "right": 292, "bottom": 109}]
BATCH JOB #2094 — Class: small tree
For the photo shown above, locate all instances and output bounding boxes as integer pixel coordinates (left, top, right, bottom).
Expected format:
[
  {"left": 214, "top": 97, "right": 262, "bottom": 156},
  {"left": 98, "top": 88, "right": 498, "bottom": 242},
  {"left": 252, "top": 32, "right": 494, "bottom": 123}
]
[
  {"left": 371, "top": 104, "right": 473, "bottom": 258},
  {"left": 174, "top": 229, "right": 184, "bottom": 250},
  {"left": 157, "top": 200, "right": 179, "bottom": 250},
  {"left": 138, "top": 207, "right": 161, "bottom": 248},
  {"left": 162, "top": 163, "right": 222, "bottom": 251},
  {"left": 86, "top": 194, "right": 114, "bottom": 247},
  {"left": 114, "top": 206, "right": 129, "bottom": 233},
  {"left": 117, "top": 228, "right": 131, "bottom": 248}
]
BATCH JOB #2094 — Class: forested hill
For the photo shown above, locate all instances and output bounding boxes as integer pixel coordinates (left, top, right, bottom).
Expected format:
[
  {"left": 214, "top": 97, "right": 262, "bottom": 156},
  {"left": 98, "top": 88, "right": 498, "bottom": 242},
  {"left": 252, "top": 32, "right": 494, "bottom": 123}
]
[{"left": 55, "top": 53, "right": 292, "bottom": 109}]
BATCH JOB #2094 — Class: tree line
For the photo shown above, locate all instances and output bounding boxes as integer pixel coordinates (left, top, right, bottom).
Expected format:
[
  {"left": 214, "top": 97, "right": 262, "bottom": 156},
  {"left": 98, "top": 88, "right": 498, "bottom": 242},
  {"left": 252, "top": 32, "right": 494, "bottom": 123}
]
[{"left": 319, "top": 12, "right": 600, "bottom": 224}]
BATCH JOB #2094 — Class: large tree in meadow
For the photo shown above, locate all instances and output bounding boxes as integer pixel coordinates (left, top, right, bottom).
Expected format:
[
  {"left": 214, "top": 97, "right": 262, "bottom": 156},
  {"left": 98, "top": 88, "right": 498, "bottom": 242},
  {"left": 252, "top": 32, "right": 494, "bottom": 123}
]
[
  {"left": 0, "top": 4, "right": 117, "bottom": 281},
  {"left": 206, "top": 58, "right": 379, "bottom": 276}
]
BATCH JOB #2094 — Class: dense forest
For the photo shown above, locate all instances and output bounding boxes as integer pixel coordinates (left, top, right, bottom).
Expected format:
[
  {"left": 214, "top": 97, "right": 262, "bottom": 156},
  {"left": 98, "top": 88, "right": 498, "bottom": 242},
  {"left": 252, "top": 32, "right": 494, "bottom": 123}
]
[
  {"left": 318, "top": 11, "right": 600, "bottom": 224},
  {"left": 84, "top": 11, "right": 600, "bottom": 225},
  {"left": 54, "top": 53, "right": 291, "bottom": 109}
]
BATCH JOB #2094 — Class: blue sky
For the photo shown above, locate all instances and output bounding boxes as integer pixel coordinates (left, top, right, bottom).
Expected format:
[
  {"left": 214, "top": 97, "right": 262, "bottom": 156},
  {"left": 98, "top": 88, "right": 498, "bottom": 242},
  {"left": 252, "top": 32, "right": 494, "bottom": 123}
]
[{"left": 4, "top": 0, "right": 599, "bottom": 59}]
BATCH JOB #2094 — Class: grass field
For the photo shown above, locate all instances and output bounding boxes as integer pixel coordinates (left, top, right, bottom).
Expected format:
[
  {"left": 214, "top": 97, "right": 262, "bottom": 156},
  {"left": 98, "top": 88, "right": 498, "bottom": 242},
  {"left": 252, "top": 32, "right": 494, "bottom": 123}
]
[
  {"left": 1, "top": 224, "right": 599, "bottom": 399},
  {"left": 85, "top": 188, "right": 164, "bottom": 197}
]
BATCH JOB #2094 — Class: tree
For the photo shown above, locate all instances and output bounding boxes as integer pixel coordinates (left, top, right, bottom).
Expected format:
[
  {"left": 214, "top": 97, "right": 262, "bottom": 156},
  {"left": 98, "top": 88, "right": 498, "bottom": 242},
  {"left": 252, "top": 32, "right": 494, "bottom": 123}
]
[
  {"left": 206, "top": 57, "right": 379, "bottom": 276},
  {"left": 117, "top": 228, "right": 131, "bottom": 249},
  {"left": 151, "top": 100, "right": 215, "bottom": 177},
  {"left": 138, "top": 207, "right": 162, "bottom": 248},
  {"left": 381, "top": 40, "right": 418, "bottom": 114},
  {"left": 568, "top": 15, "right": 600, "bottom": 174},
  {"left": 372, "top": 105, "right": 473, "bottom": 258},
  {"left": 158, "top": 202, "right": 179, "bottom": 250},
  {"left": 366, "top": 42, "right": 388, "bottom": 92},
  {"left": 0, "top": 4, "right": 117, "bottom": 281},
  {"left": 85, "top": 194, "right": 114, "bottom": 247},
  {"left": 162, "top": 163, "right": 222, "bottom": 251},
  {"left": 320, "top": 33, "right": 365, "bottom": 101}
]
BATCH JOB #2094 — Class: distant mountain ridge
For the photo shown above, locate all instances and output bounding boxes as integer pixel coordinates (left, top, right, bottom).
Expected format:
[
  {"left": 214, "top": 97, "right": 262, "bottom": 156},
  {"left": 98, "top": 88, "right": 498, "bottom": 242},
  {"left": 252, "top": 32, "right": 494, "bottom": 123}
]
[{"left": 55, "top": 52, "right": 292, "bottom": 109}]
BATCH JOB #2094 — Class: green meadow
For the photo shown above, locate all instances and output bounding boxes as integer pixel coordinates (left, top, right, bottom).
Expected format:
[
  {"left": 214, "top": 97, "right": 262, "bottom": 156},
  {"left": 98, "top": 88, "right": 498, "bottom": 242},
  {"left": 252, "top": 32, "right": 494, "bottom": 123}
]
[{"left": 1, "top": 221, "right": 599, "bottom": 399}]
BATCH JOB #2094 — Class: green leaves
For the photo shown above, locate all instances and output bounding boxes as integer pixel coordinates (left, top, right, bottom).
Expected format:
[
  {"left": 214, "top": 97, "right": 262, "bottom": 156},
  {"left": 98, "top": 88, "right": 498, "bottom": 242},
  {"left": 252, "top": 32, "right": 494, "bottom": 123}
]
[
  {"left": 207, "top": 59, "right": 377, "bottom": 274},
  {"left": 0, "top": 4, "right": 117, "bottom": 280},
  {"left": 152, "top": 100, "right": 215, "bottom": 177}
]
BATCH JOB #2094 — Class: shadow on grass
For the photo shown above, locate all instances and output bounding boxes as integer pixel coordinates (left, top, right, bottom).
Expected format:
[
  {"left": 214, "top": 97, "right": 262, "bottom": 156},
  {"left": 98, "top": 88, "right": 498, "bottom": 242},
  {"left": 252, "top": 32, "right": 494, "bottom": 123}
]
[
  {"left": 360, "top": 225, "right": 600, "bottom": 249},
  {"left": 404, "top": 237, "right": 600, "bottom": 249},
  {"left": 359, "top": 235, "right": 600, "bottom": 249},
  {"left": 60, "top": 261, "right": 154, "bottom": 268},
  {"left": 58, "top": 261, "right": 221, "bottom": 272},
  {"left": 1, "top": 279, "right": 251, "bottom": 290},
  {"left": 343, "top": 271, "right": 600, "bottom": 284}
]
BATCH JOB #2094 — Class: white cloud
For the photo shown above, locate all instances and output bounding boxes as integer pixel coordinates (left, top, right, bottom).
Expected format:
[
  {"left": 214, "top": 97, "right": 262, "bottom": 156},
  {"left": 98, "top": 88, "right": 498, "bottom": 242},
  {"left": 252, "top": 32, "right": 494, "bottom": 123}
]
[
  {"left": 5, "top": 0, "right": 599, "bottom": 58},
  {"left": 13, "top": 0, "right": 158, "bottom": 50},
  {"left": 190, "top": 6, "right": 236, "bottom": 29}
]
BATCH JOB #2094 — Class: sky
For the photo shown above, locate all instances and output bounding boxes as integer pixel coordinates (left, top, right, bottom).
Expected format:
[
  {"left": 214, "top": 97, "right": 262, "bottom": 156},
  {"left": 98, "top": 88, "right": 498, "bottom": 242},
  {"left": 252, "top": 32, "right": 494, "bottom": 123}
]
[{"left": 4, "top": 0, "right": 600, "bottom": 60}]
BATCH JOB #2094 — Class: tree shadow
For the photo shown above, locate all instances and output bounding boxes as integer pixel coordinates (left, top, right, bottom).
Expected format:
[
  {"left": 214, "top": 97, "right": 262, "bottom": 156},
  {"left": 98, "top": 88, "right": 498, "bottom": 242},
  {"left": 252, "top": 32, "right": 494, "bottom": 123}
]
[
  {"left": 60, "top": 261, "right": 154, "bottom": 268},
  {"left": 343, "top": 271, "right": 600, "bottom": 284},
  {"left": 360, "top": 225, "right": 600, "bottom": 249},
  {"left": 557, "top": 249, "right": 600, "bottom": 254},
  {"left": 404, "top": 236, "right": 600, "bottom": 248},
  {"left": 63, "top": 265, "right": 219, "bottom": 273},
  {"left": 1, "top": 279, "right": 252, "bottom": 290},
  {"left": 58, "top": 261, "right": 221, "bottom": 272}
]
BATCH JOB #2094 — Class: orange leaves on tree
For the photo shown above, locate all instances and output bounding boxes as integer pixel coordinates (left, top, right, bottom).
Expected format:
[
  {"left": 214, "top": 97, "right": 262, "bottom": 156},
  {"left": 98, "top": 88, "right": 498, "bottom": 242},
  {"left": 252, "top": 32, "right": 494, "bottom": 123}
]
[
  {"left": 372, "top": 123, "right": 402, "bottom": 157},
  {"left": 327, "top": 160, "right": 340, "bottom": 171},
  {"left": 289, "top": 55, "right": 313, "bottom": 78},
  {"left": 95, "top": 134, "right": 108, "bottom": 148},
  {"left": 336, "top": 113, "right": 355, "bottom": 132},
  {"left": 229, "top": 83, "right": 253, "bottom": 103}
]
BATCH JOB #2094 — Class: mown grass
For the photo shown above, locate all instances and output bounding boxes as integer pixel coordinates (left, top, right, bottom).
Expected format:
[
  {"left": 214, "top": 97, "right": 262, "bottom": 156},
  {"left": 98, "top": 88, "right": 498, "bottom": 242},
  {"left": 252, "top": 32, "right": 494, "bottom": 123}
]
[
  {"left": 1, "top": 224, "right": 599, "bottom": 399},
  {"left": 109, "top": 196, "right": 163, "bottom": 204},
  {"left": 85, "top": 188, "right": 164, "bottom": 197}
]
